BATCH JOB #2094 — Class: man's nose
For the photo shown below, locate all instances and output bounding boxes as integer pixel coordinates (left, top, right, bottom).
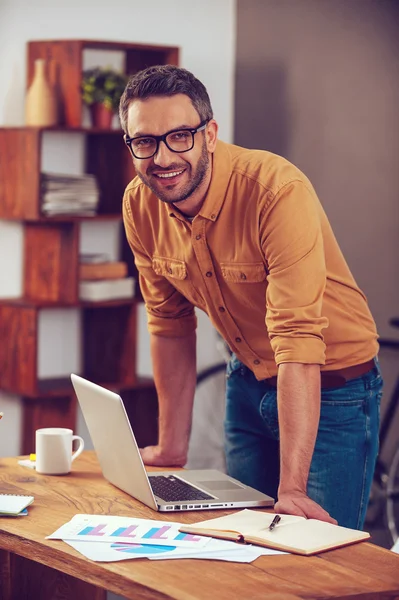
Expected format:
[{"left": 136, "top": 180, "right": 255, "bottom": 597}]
[{"left": 152, "top": 140, "right": 175, "bottom": 168}]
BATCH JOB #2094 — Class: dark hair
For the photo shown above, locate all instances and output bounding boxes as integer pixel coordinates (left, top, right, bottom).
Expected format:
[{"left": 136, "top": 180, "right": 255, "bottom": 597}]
[{"left": 119, "top": 65, "right": 213, "bottom": 133}]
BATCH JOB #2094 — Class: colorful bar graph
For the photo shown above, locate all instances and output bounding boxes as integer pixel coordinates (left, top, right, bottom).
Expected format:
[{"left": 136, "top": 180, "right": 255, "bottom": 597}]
[
  {"left": 110, "top": 526, "right": 138, "bottom": 538},
  {"left": 49, "top": 516, "right": 210, "bottom": 549},
  {"left": 142, "top": 526, "right": 171, "bottom": 540},
  {"left": 78, "top": 525, "right": 107, "bottom": 536},
  {"left": 174, "top": 532, "right": 203, "bottom": 542}
]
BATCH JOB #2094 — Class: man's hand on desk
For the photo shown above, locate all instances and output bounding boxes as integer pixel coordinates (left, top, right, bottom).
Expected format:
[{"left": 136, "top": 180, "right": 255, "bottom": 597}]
[
  {"left": 274, "top": 490, "right": 338, "bottom": 524},
  {"left": 140, "top": 445, "right": 187, "bottom": 467}
]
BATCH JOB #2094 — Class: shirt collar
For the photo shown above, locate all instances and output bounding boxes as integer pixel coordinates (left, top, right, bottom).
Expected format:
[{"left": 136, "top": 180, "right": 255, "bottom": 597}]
[{"left": 198, "top": 140, "right": 232, "bottom": 222}]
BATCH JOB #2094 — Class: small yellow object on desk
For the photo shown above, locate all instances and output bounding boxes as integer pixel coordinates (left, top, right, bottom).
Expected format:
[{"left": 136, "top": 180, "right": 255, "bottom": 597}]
[{"left": 18, "top": 453, "right": 37, "bottom": 470}]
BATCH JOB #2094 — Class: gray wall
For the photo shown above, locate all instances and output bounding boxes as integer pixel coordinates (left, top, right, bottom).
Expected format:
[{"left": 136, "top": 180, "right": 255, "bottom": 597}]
[{"left": 235, "top": 0, "right": 399, "bottom": 460}]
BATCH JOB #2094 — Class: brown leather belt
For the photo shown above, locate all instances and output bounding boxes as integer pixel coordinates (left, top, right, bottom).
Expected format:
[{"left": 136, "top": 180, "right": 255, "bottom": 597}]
[{"left": 265, "top": 358, "right": 375, "bottom": 389}]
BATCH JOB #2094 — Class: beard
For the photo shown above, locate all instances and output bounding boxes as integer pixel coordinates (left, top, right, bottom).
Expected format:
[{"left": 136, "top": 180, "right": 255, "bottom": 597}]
[{"left": 136, "top": 139, "right": 210, "bottom": 204}]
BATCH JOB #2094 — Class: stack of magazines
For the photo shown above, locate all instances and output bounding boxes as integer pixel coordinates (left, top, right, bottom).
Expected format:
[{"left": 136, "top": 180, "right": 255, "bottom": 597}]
[
  {"left": 78, "top": 252, "right": 135, "bottom": 302},
  {"left": 41, "top": 172, "right": 100, "bottom": 216}
]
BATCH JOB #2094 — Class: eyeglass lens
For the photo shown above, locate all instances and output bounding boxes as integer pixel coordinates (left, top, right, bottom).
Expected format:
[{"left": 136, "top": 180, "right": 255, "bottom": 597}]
[{"left": 131, "top": 130, "right": 195, "bottom": 159}]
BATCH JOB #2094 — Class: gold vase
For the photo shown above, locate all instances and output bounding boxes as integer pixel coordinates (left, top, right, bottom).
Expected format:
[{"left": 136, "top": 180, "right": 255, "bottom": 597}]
[{"left": 25, "top": 59, "right": 58, "bottom": 126}]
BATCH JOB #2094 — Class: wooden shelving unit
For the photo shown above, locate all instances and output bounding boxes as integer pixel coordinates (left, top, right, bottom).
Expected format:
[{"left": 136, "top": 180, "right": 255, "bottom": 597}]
[
  {"left": 0, "top": 39, "right": 179, "bottom": 453},
  {"left": 0, "top": 127, "right": 133, "bottom": 220},
  {"left": 27, "top": 39, "right": 179, "bottom": 127}
]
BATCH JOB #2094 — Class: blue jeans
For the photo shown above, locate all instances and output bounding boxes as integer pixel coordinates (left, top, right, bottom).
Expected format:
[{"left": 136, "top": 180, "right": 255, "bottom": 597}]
[{"left": 224, "top": 355, "right": 383, "bottom": 529}]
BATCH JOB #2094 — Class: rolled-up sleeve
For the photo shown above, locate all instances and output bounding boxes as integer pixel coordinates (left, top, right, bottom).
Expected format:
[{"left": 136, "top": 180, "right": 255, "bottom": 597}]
[
  {"left": 122, "top": 193, "right": 197, "bottom": 337},
  {"left": 260, "top": 180, "right": 329, "bottom": 365}
]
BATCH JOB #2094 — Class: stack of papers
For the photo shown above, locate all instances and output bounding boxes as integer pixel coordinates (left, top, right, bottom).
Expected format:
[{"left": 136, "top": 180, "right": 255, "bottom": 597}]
[
  {"left": 41, "top": 172, "right": 100, "bottom": 216},
  {"left": 47, "top": 514, "right": 285, "bottom": 563},
  {"left": 0, "top": 494, "right": 34, "bottom": 517}
]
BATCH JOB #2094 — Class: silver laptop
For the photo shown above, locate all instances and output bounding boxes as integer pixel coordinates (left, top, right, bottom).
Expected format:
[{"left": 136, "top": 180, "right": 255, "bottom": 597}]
[{"left": 71, "top": 374, "right": 274, "bottom": 512}]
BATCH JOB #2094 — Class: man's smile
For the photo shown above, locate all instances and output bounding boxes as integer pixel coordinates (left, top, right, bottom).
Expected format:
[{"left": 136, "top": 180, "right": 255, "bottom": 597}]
[
  {"left": 149, "top": 168, "right": 188, "bottom": 187},
  {"left": 154, "top": 169, "right": 185, "bottom": 179}
]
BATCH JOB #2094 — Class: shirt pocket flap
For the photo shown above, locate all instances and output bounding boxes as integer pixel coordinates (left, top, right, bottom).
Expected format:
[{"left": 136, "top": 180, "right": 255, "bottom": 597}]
[
  {"left": 152, "top": 256, "right": 187, "bottom": 280},
  {"left": 221, "top": 262, "right": 266, "bottom": 283}
]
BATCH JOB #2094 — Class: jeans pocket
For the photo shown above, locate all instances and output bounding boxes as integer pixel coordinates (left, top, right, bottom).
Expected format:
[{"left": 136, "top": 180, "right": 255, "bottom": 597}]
[
  {"left": 226, "top": 354, "right": 243, "bottom": 379},
  {"left": 259, "top": 389, "right": 279, "bottom": 438},
  {"left": 320, "top": 388, "right": 367, "bottom": 407}
]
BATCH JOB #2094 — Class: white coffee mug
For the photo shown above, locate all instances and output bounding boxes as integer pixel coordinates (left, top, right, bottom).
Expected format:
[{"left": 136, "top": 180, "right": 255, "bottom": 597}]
[{"left": 35, "top": 427, "right": 84, "bottom": 475}]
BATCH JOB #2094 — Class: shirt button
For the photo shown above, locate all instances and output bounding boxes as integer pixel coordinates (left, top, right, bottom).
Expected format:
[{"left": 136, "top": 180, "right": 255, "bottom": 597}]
[
  {"left": 195, "top": 235, "right": 201, "bottom": 240},
  {"left": 219, "top": 307, "right": 225, "bottom": 313},
  {"left": 235, "top": 337, "right": 242, "bottom": 343},
  {"left": 206, "top": 271, "right": 212, "bottom": 277},
  {"left": 211, "top": 214, "right": 216, "bottom": 220},
  {"left": 240, "top": 273, "right": 247, "bottom": 280},
  {"left": 253, "top": 359, "right": 260, "bottom": 365}
]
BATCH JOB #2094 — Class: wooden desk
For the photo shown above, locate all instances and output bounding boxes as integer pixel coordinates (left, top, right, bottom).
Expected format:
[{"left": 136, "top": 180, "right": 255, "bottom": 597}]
[{"left": 0, "top": 452, "right": 398, "bottom": 600}]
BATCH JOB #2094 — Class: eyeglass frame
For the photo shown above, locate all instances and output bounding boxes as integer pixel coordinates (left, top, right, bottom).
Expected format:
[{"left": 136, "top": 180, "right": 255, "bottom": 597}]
[{"left": 124, "top": 119, "right": 209, "bottom": 159}]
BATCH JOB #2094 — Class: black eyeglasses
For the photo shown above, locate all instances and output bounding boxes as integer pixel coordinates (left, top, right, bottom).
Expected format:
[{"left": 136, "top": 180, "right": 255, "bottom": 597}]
[{"left": 125, "top": 120, "right": 208, "bottom": 159}]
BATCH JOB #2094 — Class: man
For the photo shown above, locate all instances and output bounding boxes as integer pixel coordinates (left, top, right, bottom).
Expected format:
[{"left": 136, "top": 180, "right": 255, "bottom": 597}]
[{"left": 119, "top": 65, "right": 382, "bottom": 529}]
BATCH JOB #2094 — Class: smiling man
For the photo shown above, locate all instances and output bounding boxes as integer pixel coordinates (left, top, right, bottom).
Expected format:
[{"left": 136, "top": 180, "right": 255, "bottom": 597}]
[
  {"left": 124, "top": 92, "right": 215, "bottom": 215},
  {"left": 119, "top": 65, "right": 382, "bottom": 530},
  {"left": 126, "top": 95, "right": 210, "bottom": 208}
]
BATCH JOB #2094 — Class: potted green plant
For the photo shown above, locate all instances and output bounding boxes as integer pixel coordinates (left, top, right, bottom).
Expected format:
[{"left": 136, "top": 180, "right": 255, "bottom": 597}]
[{"left": 81, "top": 67, "right": 128, "bottom": 129}]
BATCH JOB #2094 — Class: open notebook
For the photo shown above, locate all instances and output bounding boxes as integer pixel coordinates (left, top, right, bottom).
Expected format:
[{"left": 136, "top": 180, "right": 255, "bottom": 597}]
[
  {"left": 0, "top": 494, "right": 34, "bottom": 516},
  {"left": 179, "top": 509, "right": 370, "bottom": 556}
]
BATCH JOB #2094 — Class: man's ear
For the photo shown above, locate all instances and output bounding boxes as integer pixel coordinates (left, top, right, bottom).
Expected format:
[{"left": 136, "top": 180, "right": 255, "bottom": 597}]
[{"left": 206, "top": 119, "right": 218, "bottom": 153}]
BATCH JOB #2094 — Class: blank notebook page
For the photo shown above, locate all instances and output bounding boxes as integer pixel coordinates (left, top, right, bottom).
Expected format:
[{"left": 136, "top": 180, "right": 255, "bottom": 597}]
[{"left": 0, "top": 495, "right": 34, "bottom": 515}]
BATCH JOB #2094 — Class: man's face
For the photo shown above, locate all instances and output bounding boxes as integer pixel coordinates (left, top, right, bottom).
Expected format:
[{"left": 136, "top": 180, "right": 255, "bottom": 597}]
[{"left": 126, "top": 94, "right": 214, "bottom": 205}]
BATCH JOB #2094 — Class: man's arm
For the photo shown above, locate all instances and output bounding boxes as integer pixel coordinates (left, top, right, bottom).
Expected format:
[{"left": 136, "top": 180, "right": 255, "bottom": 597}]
[
  {"left": 274, "top": 362, "right": 337, "bottom": 523},
  {"left": 259, "top": 181, "right": 335, "bottom": 522},
  {"left": 140, "top": 331, "right": 197, "bottom": 467}
]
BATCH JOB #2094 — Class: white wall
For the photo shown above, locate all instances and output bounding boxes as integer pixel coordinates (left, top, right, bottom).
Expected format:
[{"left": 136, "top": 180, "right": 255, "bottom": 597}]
[{"left": 0, "top": 0, "right": 236, "bottom": 459}]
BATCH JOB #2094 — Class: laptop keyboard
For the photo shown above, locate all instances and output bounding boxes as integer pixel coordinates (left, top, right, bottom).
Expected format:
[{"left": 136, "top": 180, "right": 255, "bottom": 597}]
[{"left": 148, "top": 475, "right": 214, "bottom": 502}]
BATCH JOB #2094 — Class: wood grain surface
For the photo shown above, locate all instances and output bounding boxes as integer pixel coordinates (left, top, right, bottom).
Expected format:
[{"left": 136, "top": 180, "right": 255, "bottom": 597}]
[{"left": 0, "top": 451, "right": 398, "bottom": 600}]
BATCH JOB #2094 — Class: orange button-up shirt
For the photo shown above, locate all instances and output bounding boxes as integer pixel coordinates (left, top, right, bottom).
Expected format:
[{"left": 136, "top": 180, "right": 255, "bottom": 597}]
[{"left": 123, "top": 140, "right": 378, "bottom": 380}]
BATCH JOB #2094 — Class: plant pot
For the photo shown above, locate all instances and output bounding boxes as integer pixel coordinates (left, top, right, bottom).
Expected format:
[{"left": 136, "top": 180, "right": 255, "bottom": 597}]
[{"left": 89, "top": 103, "right": 114, "bottom": 129}]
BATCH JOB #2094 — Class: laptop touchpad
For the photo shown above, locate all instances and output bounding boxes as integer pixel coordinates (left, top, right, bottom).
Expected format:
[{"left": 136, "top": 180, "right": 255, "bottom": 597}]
[{"left": 199, "top": 480, "right": 244, "bottom": 491}]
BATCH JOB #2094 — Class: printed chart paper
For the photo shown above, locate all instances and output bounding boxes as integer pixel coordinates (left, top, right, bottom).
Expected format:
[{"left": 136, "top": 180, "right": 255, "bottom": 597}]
[
  {"left": 64, "top": 537, "right": 285, "bottom": 563},
  {"left": 47, "top": 514, "right": 210, "bottom": 548}
]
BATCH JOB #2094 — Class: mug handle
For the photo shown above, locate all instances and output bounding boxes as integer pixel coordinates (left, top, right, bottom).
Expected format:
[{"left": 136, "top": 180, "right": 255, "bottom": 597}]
[{"left": 71, "top": 435, "right": 85, "bottom": 462}]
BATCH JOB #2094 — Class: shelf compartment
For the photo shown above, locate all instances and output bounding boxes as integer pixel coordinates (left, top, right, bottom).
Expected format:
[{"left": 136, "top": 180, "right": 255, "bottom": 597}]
[
  {"left": 28, "top": 39, "right": 179, "bottom": 127},
  {"left": 86, "top": 132, "right": 134, "bottom": 215},
  {"left": 121, "top": 386, "right": 159, "bottom": 449},
  {"left": 21, "top": 394, "right": 77, "bottom": 455},
  {"left": 83, "top": 303, "right": 137, "bottom": 387},
  {"left": 24, "top": 221, "right": 79, "bottom": 303},
  {"left": 0, "top": 301, "right": 141, "bottom": 397},
  {"left": 0, "top": 127, "right": 135, "bottom": 221},
  {"left": 20, "top": 377, "right": 158, "bottom": 454}
]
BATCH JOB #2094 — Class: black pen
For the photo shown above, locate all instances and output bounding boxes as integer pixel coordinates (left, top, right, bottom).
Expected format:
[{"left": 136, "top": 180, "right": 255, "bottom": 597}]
[{"left": 269, "top": 514, "right": 281, "bottom": 531}]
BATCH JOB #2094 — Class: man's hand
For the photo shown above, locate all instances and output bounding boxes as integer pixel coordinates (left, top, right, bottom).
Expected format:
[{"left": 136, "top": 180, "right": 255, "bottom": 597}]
[
  {"left": 274, "top": 490, "right": 337, "bottom": 524},
  {"left": 140, "top": 445, "right": 187, "bottom": 468}
]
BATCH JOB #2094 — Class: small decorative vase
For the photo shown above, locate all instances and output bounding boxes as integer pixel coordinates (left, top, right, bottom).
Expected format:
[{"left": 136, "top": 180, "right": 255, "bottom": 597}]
[
  {"left": 25, "top": 59, "right": 58, "bottom": 127},
  {"left": 89, "top": 103, "right": 114, "bottom": 129}
]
